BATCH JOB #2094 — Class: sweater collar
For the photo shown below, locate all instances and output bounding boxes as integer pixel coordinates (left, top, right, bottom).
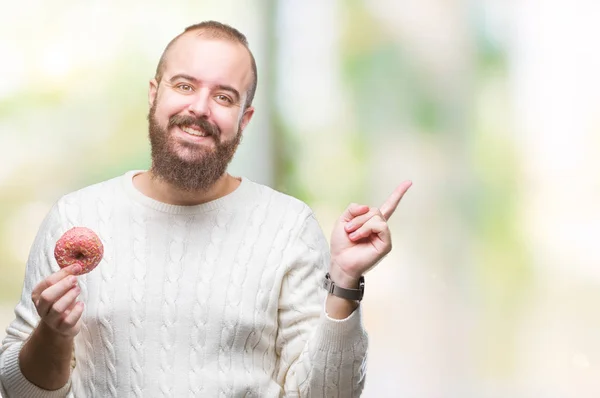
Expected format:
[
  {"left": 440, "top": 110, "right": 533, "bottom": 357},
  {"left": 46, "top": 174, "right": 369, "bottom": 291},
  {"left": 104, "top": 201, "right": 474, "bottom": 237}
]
[{"left": 122, "top": 170, "right": 253, "bottom": 214}]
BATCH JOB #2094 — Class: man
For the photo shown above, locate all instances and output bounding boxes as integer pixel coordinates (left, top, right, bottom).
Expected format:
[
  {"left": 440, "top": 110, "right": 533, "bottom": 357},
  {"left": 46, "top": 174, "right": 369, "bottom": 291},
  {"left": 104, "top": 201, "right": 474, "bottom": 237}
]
[{"left": 0, "top": 21, "right": 411, "bottom": 397}]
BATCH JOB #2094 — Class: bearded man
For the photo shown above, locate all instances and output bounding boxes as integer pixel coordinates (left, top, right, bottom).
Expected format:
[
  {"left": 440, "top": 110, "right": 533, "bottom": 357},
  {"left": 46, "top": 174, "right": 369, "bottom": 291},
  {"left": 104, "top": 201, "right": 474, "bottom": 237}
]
[{"left": 0, "top": 21, "right": 411, "bottom": 397}]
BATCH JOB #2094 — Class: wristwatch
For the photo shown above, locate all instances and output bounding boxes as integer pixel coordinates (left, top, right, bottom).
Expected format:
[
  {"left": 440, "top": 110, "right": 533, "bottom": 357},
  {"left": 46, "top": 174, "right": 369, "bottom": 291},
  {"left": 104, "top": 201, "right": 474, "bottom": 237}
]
[{"left": 323, "top": 272, "right": 365, "bottom": 301}]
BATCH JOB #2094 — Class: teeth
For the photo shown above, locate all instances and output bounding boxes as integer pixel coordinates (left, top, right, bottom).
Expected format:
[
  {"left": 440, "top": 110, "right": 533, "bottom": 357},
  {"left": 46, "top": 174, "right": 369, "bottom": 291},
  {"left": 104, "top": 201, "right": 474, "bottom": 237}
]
[{"left": 181, "top": 126, "right": 208, "bottom": 137}]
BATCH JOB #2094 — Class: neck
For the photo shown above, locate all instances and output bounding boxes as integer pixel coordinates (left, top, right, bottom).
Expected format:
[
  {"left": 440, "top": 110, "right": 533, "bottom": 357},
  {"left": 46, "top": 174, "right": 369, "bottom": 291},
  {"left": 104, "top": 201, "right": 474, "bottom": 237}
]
[{"left": 133, "top": 170, "right": 240, "bottom": 206}]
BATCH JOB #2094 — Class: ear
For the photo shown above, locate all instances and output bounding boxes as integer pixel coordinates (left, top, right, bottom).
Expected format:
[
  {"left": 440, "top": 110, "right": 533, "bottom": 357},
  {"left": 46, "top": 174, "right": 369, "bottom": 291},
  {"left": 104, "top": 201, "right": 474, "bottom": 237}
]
[
  {"left": 239, "top": 106, "right": 255, "bottom": 133},
  {"left": 149, "top": 78, "right": 159, "bottom": 108}
]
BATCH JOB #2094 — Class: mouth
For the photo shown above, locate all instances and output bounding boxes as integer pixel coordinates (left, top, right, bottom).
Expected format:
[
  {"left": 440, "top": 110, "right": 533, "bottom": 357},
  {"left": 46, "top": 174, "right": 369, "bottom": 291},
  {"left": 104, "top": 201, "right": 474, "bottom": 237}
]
[{"left": 180, "top": 125, "right": 210, "bottom": 138}]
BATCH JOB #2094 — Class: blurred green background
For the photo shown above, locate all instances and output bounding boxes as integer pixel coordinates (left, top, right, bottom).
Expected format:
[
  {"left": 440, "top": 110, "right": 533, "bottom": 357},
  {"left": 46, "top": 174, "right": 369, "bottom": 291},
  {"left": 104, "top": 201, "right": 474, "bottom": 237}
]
[{"left": 2, "top": 0, "right": 600, "bottom": 396}]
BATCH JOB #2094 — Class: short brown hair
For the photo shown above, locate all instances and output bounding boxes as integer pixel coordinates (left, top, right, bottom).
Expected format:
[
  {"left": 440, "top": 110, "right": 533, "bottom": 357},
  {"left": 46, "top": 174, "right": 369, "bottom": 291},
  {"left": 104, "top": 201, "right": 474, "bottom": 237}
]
[{"left": 155, "top": 21, "right": 258, "bottom": 110}]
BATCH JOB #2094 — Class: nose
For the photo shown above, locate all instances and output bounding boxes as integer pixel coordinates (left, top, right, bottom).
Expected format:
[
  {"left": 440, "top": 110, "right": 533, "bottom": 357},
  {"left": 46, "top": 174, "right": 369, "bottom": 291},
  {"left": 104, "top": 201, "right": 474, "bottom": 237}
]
[{"left": 187, "top": 89, "right": 211, "bottom": 118}]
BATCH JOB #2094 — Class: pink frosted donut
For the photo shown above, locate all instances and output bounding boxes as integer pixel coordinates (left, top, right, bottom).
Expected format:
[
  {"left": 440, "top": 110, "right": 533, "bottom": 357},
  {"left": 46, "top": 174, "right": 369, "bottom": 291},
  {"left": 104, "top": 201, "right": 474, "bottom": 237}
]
[{"left": 54, "top": 227, "right": 104, "bottom": 275}]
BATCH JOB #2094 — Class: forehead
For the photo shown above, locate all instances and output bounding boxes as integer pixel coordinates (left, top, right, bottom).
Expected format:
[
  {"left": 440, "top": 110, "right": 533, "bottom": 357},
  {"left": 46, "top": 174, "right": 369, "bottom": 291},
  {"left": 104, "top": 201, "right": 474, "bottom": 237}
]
[{"left": 162, "top": 34, "right": 253, "bottom": 93}]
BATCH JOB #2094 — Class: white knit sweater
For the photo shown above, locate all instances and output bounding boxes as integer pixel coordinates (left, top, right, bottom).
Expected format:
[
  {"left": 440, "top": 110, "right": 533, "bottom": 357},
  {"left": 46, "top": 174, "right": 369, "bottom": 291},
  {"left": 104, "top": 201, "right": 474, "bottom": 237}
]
[{"left": 0, "top": 171, "right": 368, "bottom": 397}]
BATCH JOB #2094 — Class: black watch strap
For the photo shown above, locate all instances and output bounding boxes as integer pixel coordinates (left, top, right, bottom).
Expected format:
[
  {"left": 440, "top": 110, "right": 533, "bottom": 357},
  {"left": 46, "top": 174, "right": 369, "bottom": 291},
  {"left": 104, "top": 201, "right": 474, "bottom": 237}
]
[{"left": 323, "top": 273, "right": 365, "bottom": 301}]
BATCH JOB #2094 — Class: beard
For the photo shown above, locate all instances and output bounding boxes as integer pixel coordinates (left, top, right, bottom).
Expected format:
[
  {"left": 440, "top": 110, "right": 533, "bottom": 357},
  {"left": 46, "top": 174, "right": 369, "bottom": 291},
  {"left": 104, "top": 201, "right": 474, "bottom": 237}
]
[{"left": 147, "top": 103, "right": 242, "bottom": 192}]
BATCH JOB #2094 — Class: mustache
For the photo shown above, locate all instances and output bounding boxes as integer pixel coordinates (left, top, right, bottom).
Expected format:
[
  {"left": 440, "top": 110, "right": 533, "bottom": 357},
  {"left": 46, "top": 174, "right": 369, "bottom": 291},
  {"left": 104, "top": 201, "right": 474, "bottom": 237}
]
[{"left": 168, "top": 115, "right": 221, "bottom": 139}]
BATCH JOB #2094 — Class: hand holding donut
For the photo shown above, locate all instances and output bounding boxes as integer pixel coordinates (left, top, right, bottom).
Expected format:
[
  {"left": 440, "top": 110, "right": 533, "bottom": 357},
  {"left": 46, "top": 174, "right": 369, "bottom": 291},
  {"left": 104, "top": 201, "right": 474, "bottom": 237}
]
[
  {"left": 31, "top": 263, "right": 85, "bottom": 338},
  {"left": 30, "top": 227, "right": 103, "bottom": 338}
]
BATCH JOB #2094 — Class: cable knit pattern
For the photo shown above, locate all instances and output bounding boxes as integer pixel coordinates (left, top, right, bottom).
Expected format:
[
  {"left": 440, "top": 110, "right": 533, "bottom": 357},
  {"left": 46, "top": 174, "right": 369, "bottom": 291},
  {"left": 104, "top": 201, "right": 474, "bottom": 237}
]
[
  {"left": 215, "top": 208, "right": 238, "bottom": 397},
  {"left": 0, "top": 170, "right": 368, "bottom": 398},
  {"left": 129, "top": 203, "right": 147, "bottom": 397},
  {"left": 252, "top": 199, "right": 307, "bottom": 392},
  {"left": 218, "top": 201, "right": 265, "bottom": 397},
  {"left": 96, "top": 183, "right": 118, "bottom": 397},
  {"left": 159, "top": 215, "right": 186, "bottom": 397},
  {"left": 62, "top": 190, "right": 96, "bottom": 398},
  {"left": 188, "top": 213, "right": 219, "bottom": 396}
]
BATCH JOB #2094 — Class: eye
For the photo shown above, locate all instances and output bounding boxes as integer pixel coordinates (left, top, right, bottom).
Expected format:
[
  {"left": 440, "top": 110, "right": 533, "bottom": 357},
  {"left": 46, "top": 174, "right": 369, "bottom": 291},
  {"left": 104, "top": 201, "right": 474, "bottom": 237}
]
[
  {"left": 176, "top": 84, "right": 193, "bottom": 92},
  {"left": 215, "top": 94, "right": 233, "bottom": 104}
]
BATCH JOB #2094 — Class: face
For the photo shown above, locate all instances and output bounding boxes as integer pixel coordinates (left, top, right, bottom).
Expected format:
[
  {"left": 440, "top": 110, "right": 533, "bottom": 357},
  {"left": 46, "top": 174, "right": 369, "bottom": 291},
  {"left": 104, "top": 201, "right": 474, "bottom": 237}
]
[{"left": 147, "top": 34, "right": 255, "bottom": 191}]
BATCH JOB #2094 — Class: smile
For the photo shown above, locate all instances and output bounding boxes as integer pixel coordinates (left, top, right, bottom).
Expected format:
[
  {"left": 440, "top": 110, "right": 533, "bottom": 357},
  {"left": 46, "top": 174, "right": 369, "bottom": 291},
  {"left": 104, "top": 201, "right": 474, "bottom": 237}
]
[{"left": 181, "top": 126, "right": 209, "bottom": 137}]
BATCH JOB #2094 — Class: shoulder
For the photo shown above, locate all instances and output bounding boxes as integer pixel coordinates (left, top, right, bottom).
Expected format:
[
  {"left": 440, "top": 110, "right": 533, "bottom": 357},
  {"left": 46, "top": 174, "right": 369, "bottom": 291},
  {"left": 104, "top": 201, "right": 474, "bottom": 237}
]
[
  {"left": 240, "top": 178, "right": 328, "bottom": 245},
  {"left": 52, "top": 172, "right": 134, "bottom": 224},
  {"left": 57, "top": 171, "right": 131, "bottom": 205},
  {"left": 242, "top": 178, "right": 315, "bottom": 221}
]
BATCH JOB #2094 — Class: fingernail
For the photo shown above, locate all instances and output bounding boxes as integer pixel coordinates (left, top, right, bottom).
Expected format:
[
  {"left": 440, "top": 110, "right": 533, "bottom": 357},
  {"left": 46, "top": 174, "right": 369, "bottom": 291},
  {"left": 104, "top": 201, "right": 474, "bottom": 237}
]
[
  {"left": 346, "top": 222, "right": 353, "bottom": 230},
  {"left": 349, "top": 232, "right": 357, "bottom": 239}
]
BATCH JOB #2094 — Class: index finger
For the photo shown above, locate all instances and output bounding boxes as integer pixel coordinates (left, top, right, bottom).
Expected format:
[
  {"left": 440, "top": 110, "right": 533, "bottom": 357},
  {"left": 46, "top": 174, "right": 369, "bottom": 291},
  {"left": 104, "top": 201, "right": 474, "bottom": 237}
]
[
  {"left": 379, "top": 180, "right": 412, "bottom": 220},
  {"left": 32, "top": 263, "right": 82, "bottom": 298}
]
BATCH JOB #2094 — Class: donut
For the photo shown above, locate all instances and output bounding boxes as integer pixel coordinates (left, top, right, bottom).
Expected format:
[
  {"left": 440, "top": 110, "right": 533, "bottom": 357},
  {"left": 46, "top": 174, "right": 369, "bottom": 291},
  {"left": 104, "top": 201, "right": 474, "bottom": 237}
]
[{"left": 54, "top": 227, "right": 104, "bottom": 275}]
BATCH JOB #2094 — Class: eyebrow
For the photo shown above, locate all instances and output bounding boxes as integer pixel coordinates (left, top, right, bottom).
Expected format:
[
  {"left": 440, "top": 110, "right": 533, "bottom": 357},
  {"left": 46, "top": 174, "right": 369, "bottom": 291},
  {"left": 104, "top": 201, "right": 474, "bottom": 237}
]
[{"left": 168, "top": 74, "right": 241, "bottom": 102}]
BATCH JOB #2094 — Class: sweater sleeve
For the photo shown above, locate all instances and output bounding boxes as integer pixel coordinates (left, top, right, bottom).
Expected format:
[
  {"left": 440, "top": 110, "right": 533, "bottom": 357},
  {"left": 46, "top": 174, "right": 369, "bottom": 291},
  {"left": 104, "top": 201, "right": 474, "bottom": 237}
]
[
  {"left": 0, "top": 201, "right": 73, "bottom": 398},
  {"left": 276, "top": 212, "right": 368, "bottom": 397}
]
